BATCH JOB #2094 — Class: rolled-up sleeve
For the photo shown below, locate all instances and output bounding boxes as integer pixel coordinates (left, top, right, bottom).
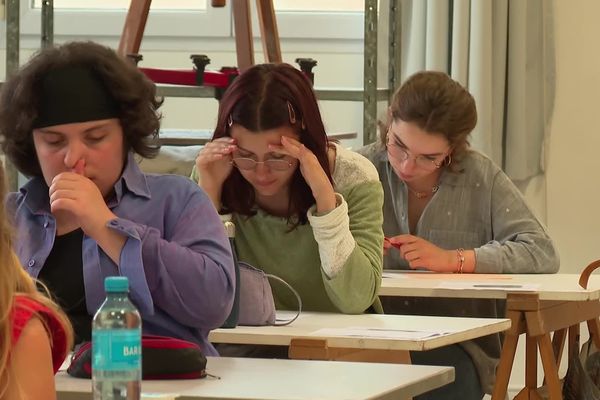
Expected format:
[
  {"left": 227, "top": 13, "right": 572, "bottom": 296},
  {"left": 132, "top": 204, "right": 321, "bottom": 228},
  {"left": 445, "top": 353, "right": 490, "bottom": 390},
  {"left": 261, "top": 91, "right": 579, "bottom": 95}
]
[{"left": 108, "top": 189, "right": 235, "bottom": 330}]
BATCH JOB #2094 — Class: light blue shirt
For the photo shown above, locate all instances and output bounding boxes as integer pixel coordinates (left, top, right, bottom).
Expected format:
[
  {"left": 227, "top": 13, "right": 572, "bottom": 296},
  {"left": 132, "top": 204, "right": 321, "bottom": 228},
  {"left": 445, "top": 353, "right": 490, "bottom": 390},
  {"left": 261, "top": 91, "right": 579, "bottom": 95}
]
[{"left": 8, "top": 153, "right": 235, "bottom": 355}]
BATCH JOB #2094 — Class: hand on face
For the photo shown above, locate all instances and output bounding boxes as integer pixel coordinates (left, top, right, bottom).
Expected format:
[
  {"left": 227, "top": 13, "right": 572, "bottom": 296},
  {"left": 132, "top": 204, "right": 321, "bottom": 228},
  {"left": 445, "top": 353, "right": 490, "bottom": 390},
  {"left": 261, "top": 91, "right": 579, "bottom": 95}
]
[
  {"left": 49, "top": 159, "right": 116, "bottom": 237},
  {"left": 195, "top": 137, "right": 237, "bottom": 190},
  {"left": 269, "top": 136, "right": 334, "bottom": 201},
  {"left": 387, "top": 234, "right": 456, "bottom": 272}
]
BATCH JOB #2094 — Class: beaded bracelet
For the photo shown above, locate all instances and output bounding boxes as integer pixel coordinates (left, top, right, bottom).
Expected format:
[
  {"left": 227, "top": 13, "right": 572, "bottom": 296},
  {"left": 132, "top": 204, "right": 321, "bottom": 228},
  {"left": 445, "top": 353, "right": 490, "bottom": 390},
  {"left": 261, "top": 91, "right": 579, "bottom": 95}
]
[{"left": 456, "top": 248, "right": 465, "bottom": 273}]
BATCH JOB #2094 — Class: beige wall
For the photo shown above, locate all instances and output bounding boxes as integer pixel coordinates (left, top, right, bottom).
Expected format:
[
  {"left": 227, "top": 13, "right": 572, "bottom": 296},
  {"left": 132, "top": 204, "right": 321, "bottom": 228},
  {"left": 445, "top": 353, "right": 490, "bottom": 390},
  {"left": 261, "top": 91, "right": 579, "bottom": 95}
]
[{"left": 547, "top": 0, "right": 600, "bottom": 273}]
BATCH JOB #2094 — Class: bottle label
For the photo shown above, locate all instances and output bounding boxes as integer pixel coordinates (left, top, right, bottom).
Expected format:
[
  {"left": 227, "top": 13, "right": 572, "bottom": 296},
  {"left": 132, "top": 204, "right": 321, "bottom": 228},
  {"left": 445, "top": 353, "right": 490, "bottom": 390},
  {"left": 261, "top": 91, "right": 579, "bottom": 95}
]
[{"left": 92, "top": 329, "right": 142, "bottom": 371}]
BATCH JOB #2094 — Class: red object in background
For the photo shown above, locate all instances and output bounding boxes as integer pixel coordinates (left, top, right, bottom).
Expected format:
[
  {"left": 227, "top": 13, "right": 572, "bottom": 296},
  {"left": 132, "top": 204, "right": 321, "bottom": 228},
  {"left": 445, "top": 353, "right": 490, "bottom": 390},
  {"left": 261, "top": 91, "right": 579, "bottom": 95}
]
[{"left": 139, "top": 67, "right": 239, "bottom": 89}]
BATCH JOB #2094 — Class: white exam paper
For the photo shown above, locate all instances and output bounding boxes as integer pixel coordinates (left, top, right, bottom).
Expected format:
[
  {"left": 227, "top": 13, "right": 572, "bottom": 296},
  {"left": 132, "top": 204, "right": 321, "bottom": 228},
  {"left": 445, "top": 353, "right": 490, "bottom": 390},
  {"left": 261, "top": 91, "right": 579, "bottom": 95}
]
[
  {"left": 311, "top": 327, "right": 455, "bottom": 340},
  {"left": 437, "top": 281, "right": 540, "bottom": 291}
]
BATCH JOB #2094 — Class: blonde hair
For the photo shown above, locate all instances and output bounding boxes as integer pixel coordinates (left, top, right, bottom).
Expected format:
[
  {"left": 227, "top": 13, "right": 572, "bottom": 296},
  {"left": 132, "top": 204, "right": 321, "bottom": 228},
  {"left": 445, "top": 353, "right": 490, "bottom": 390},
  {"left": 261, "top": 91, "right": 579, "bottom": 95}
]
[{"left": 0, "top": 163, "right": 73, "bottom": 398}]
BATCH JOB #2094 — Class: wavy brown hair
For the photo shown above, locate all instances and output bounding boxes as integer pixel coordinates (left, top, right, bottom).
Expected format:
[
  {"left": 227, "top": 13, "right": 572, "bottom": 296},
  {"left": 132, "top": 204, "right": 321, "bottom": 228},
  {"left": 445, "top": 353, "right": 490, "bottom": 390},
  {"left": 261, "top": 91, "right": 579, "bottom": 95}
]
[
  {"left": 0, "top": 163, "right": 73, "bottom": 398},
  {"left": 381, "top": 71, "right": 477, "bottom": 168},
  {"left": 214, "top": 63, "right": 333, "bottom": 227},
  {"left": 0, "top": 41, "right": 163, "bottom": 177}
]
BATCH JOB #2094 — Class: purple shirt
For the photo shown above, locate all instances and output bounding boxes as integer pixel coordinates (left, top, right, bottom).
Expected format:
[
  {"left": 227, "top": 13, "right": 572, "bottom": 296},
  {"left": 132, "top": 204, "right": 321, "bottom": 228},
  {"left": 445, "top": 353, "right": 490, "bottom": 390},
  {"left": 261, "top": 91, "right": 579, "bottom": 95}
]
[{"left": 8, "top": 153, "right": 235, "bottom": 355}]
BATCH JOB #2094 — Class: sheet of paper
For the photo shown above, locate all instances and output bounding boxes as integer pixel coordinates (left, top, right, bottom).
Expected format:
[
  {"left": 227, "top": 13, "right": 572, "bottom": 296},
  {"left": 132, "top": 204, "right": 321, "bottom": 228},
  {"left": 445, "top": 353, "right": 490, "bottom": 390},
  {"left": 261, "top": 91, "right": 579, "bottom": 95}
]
[
  {"left": 311, "top": 327, "right": 456, "bottom": 340},
  {"left": 142, "top": 395, "right": 178, "bottom": 400},
  {"left": 382, "top": 270, "right": 434, "bottom": 278},
  {"left": 382, "top": 270, "right": 514, "bottom": 280},
  {"left": 436, "top": 281, "right": 540, "bottom": 291}
]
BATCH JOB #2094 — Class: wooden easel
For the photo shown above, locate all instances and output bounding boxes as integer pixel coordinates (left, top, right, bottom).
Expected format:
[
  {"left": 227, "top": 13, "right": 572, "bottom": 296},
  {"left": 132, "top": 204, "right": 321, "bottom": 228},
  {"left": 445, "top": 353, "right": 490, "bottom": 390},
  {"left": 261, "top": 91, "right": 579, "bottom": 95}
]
[{"left": 118, "top": 0, "right": 282, "bottom": 72}]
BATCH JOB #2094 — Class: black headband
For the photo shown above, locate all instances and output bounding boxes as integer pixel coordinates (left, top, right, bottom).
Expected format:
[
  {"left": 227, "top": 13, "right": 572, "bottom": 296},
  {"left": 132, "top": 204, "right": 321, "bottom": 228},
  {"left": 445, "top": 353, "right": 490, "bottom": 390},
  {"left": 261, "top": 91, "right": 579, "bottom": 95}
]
[{"left": 33, "top": 65, "right": 119, "bottom": 129}]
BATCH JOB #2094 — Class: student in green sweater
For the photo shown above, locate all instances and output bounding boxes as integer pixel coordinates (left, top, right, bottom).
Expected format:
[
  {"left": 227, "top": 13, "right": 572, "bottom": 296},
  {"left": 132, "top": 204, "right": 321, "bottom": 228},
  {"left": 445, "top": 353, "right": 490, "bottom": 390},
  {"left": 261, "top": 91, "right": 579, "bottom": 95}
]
[{"left": 192, "top": 63, "right": 383, "bottom": 317}]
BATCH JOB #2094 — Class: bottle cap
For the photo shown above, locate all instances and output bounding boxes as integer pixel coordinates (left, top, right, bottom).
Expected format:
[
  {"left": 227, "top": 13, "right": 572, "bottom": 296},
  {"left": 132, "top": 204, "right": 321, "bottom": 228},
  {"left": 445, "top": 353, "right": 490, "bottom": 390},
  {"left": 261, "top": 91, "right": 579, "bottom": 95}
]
[{"left": 104, "top": 276, "right": 129, "bottom": 293}]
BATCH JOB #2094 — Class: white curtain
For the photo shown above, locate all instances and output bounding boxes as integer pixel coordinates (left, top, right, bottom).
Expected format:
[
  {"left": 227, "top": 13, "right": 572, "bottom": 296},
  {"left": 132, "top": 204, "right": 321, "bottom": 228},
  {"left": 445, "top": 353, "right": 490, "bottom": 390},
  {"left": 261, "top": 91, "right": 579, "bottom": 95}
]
[{"left": 378, "top": 0, "right": 556, "bottom": 181}]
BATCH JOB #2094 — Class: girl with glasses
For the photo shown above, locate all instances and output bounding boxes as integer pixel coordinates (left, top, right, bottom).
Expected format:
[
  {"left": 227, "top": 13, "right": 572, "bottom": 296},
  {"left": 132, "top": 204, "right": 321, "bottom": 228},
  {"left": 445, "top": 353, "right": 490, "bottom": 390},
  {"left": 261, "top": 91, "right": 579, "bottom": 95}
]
[
  {"left": 358, "top": 71, "right": 559, "bottom": 400},
  {"left": 193, "top": 63, "right": 384, "bottom": 326}
]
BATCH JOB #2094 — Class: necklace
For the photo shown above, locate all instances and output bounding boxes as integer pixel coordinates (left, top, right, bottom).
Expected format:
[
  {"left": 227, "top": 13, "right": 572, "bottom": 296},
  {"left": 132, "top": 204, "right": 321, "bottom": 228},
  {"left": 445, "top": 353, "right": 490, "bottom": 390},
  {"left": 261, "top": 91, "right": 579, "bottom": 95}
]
[{"left": 406, "top": 183, "right": 439, "bottom": 199}]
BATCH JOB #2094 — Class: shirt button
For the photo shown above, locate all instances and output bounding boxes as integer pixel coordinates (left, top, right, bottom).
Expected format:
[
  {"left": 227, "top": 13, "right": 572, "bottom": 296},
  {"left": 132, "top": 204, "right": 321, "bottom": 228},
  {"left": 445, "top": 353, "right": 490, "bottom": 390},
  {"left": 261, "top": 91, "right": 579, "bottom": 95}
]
[
  {"left": 28, "top": 259, "right": 35, "bottom": 267},
  {"left": 447, "top": 211, "right": 452, "bottom": 216},
  {"left": 506, "top": 208, "right": 510, "bottom": 213}
]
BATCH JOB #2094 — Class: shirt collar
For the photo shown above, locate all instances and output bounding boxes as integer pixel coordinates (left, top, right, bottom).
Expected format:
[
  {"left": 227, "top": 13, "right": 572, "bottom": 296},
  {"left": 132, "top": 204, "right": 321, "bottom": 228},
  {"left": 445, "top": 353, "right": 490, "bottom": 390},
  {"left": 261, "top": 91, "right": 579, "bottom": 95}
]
[
  {"left": 21, "top": 177, "right": 51, "bottom": 215},
  {"left": 114, "top": 152, "right": 151, "bottom": 202},
  {"left": 21, "top": 152, "right": 151, "bottom": 214}
]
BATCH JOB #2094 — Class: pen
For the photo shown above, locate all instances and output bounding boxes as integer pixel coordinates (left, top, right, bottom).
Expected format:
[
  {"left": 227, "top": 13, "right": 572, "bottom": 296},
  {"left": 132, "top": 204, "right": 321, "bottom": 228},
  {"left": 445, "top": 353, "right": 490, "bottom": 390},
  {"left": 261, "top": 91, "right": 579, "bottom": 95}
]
[{"left": 472, "top": 284, "right": 522, "bottom": 288}]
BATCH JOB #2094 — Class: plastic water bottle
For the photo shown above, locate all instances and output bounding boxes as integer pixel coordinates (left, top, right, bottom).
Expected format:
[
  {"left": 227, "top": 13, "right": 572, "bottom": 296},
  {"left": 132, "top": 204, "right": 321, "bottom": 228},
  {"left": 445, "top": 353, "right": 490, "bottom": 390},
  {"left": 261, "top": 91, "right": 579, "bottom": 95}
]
[{"left": 92, "top": 277, "right": 142, "bottom": 400}]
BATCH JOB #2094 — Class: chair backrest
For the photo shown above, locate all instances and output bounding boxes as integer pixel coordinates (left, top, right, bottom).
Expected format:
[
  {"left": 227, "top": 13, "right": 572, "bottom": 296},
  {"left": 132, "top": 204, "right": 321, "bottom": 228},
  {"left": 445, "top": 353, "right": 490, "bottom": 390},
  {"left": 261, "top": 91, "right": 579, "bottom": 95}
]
[{"left": 579, "top": 259, "right": 600, "bottom": 289}]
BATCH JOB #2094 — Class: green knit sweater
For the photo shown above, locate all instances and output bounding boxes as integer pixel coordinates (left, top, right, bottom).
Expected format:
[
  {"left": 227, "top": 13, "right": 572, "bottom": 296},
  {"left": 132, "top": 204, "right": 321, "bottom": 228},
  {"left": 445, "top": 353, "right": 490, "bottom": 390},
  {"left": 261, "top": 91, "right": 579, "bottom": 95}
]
[{"left": 193, "top": 144, "right": 384, "bottom": 314}]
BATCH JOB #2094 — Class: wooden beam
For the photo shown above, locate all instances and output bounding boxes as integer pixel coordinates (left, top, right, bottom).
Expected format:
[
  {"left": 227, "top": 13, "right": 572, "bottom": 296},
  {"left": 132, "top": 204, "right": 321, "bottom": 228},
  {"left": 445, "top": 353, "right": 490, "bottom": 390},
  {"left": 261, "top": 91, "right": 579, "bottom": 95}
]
[
  {"left": 255, "top": 0, "right": 281, "bottom": 63},
  {"left": 232, "top": 0, "right": 254, "bottom": 71},
  {"left": 118, "top": 0, "right": 152, "bottom": 57}
]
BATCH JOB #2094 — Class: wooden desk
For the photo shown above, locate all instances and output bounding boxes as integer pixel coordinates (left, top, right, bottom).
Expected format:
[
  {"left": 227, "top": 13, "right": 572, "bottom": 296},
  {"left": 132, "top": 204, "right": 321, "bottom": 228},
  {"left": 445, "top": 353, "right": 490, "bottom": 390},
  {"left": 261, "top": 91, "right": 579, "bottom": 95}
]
[
  {"left": 380, "top": 272, "right": 600, "bottom": 400},
  {"left": 209, "top": 311, "right": 510, "bottom": 364},
  {"left": 56, "top": 356, "right": 455, "bottom": 400}
]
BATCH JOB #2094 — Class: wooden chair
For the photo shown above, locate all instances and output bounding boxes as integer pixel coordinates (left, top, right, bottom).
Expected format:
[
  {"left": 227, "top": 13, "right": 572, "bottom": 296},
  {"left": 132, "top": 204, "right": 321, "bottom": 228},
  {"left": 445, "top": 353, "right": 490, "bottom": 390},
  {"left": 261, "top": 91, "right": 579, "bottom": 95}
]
[{"left": 118, "top": 0, "right": 281, "bottom": 72}]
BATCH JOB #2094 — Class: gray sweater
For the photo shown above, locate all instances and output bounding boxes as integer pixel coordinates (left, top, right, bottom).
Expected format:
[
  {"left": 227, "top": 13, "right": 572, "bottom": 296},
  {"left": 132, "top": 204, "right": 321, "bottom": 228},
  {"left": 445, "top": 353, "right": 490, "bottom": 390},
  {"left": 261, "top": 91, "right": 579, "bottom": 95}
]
[{"left": 358, "top": 143, "right": 559, "bottom": 394}]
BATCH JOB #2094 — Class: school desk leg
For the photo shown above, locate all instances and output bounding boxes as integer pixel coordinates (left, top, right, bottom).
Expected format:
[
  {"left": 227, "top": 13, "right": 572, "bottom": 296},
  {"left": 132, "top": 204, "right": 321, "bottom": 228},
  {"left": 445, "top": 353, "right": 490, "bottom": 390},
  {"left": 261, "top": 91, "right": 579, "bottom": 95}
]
[
  {"left": 513, "top": 335, "right": 545, "bottom": 400},
  {"left": 538, "top": 333, "right": 563, "bottom": 400},
  {"left": 492, "top": 310, "right": 523, "bottom": 400},
  {"left": 551, "top": 328, "right": 567, "bottom": 374}
]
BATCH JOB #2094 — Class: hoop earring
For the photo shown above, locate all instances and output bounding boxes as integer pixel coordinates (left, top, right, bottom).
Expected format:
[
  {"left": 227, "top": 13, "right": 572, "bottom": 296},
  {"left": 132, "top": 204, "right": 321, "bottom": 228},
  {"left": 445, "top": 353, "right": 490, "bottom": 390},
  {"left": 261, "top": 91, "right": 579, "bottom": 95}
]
[
  {"left": 287, "top": 101, "right": 297, "bottom": 124},
  {"left": 227, "top": 114, "right": 233, "bottom": 127},
  {"left": 444, "top": 153, "right": 452, "bottom": 167}
]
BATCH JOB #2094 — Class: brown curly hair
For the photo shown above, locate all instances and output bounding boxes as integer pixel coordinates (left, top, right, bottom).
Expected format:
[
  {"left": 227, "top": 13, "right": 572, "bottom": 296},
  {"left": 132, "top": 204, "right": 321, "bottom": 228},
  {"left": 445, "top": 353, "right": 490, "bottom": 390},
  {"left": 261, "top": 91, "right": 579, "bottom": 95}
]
[{"left": 0, "top": 41, "right": 163, "bottom": 177}]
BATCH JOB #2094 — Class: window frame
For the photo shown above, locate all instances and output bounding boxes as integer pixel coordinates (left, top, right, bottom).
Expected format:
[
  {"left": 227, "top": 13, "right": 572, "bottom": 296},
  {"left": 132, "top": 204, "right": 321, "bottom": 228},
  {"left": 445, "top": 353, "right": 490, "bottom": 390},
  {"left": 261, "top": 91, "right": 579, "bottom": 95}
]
[
  {"left": 17, "top": 1, "right": 364, "bottom": 44},
  {"left": 19, "top": 0, "right": 232, "bottom": 38}
]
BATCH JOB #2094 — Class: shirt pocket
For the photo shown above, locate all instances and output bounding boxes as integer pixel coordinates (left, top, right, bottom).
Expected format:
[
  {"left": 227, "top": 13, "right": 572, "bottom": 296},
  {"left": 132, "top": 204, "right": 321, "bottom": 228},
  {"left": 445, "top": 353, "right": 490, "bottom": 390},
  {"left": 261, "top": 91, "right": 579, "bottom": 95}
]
[{"left": 428, "top": 229, "right": 483, "bottom": 250}]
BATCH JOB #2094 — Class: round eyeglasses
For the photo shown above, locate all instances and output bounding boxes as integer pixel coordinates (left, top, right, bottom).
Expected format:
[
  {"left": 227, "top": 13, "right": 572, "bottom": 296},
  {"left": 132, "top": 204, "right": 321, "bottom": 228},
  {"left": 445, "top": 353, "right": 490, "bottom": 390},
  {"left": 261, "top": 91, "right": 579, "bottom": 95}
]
[
  {"left": 387, "top": 140, "right": 447, "bottom": 171},
  {"left": 231, "top": 157, "right": 293, "bottom": 171}
]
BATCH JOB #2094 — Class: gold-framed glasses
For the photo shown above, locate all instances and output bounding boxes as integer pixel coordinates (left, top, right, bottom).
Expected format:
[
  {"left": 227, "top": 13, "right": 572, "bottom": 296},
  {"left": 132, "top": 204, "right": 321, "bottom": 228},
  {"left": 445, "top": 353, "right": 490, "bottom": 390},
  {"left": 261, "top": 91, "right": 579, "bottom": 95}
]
[
  {"left": 231, "top": 157, "right": 293, "bottom": 171},
  {"left": 387, "top": 138, "right": 448, "bottom": 171}
]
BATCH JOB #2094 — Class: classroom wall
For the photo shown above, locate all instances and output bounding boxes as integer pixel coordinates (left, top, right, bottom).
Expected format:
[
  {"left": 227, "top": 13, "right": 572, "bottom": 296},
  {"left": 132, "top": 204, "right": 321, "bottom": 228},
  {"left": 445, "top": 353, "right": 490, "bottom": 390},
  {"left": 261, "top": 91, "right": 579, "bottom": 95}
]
[
  {"left": 1, "top": 2, "right": 598, "bottom": 394},
  {"left": 546, "top": 0, "right": 600, "bottom": 274}
]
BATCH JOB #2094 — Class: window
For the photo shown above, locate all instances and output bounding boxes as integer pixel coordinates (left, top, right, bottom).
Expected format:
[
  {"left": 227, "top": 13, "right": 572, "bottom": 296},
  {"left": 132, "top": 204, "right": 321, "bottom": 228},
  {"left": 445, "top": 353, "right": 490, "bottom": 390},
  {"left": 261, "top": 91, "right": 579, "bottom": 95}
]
[
  {"left": 21, "top": 0, "right": 230, "bottom": 38},
  {"left": 33, "top": 1, "right": 206, "bottom": 11},
  {"left": 253, "top": 1, "right": 365, "bottom": 40},
  {"left": 20, "top": 1, "right": 366, "bottom": 43},
  {"left": 274, "top": 1, "right": 364, "bottom": 12}
]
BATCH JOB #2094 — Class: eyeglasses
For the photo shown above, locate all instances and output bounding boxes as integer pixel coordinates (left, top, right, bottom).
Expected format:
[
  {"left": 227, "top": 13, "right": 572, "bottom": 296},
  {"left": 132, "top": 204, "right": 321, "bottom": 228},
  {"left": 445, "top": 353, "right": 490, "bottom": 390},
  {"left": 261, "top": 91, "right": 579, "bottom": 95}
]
[
  {"left": 387, "top": 139, "right": 447, "bottom": 171},
  {"left": 230, "top": 157, "right": 293, "bottom": 171}
]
